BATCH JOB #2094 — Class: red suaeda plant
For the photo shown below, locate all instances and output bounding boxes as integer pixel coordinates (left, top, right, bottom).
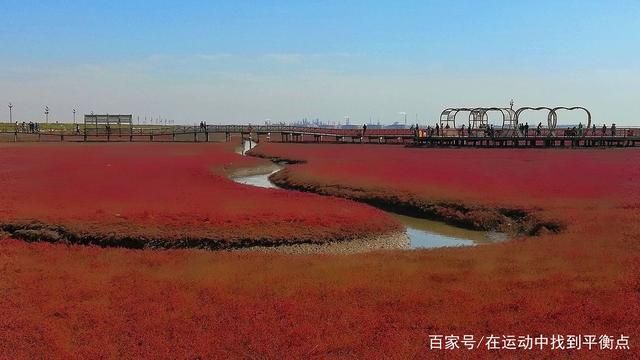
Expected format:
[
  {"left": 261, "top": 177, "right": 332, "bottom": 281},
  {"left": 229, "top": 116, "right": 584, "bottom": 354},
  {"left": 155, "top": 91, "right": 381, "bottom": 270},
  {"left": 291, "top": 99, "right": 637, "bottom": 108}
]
[
  {"left": 250, "top": 144, "right": 640, "bottom": 209},
  {"left": 0, "top": 142, "right": 638, "bottom": 358},
  {"left": 0, "top": 142, "right": 400, "bottom": 247}
]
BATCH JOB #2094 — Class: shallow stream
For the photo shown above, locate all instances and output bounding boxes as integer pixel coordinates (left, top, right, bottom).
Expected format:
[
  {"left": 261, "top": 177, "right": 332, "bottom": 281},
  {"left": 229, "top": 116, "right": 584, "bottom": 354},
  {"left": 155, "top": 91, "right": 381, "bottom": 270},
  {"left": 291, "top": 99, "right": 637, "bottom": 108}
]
[{"left": 233, "top": 140, "right": 506, "bottom": 249}]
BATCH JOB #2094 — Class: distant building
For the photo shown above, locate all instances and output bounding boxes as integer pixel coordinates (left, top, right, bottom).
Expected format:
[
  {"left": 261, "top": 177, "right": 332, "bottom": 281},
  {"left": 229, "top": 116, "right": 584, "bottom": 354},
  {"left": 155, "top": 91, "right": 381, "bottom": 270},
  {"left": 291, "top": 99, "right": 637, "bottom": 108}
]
[{"left": 385, "top": 122, "right": 408, "bottom": 129}]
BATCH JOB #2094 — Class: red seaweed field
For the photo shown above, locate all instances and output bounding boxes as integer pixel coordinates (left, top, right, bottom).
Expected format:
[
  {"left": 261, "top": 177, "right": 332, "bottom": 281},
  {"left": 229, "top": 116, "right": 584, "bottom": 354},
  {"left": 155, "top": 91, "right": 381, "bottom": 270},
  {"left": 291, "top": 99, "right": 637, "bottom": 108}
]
[
  {"left": 0, "top": 142, "right": 400, "bottom": 247},
  {"left": 253, "top": 144, "right": 640, "bottom": 233},
  {"left": 251, "top": 144, "right": 640, "bottom": 209},
  {"left": 1, "top": 142, "right": 639, "bottom": 358}
]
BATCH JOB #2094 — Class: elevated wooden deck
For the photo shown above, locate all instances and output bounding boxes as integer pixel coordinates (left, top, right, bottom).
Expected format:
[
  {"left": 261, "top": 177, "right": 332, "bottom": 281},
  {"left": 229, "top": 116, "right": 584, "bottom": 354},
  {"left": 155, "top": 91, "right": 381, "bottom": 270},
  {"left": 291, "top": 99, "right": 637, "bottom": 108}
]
[{"left": 1, "top": 124, "right": 638, "bottom": 148}]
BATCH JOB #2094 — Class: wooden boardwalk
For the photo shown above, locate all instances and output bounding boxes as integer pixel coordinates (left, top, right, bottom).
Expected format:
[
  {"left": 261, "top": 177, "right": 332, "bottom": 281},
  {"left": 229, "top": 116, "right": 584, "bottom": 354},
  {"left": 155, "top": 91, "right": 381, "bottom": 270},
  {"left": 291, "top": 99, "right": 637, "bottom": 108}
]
[
  {"left": 411, "top": 135, "right": 640, "bottom": 148},
  {"left": 1, "top": 124, "right": 639, "bottom": 148}
]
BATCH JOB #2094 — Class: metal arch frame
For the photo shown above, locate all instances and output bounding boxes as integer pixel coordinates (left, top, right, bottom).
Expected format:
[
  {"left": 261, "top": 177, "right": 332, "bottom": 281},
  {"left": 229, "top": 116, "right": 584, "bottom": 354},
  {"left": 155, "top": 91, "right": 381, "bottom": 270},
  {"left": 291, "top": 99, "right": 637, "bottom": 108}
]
[
  {"left": 515, "top": 107, "right": 555, "bottom": 130},
  {"left": 439, "top": 108, "right": 456, "bottom": 129},
  {"left": 438, "top": 106, "right": 592, "bottom": 136},
  {"left": 501, "top": 108, "right": 517, "bottom": 129},
  {"left": 467, "top": 107, "right": 517, "bottom": 130},
  {"left": 440, "top": 108, "right": 461, "bottom": 129},
  {"left": 550, "top": 106, "right": 591, "bottom": 130},
  {"left": 440, "top": 107, "right": 474, "bottom": 129},
  {"left": 440, "top": 107, "right": 477, "bottom": 129},
  {"left": 440, "top": 107, "right": 514, "bottom": 132},
  {"left": 468, "top": 108, "right": 488, "bottom": 130}
]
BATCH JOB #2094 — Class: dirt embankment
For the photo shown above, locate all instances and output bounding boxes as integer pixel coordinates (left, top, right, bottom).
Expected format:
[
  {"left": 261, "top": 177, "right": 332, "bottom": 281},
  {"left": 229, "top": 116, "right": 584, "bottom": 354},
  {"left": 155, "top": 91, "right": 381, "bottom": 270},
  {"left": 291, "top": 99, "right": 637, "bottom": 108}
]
[
  {"left": 239, "top": 230, "right": 410, "bottom": 254},
  {"left": 0, "top": 221, "right": 407, "bottom": 253},
  {"left": 249, "top": 150, "right": 562, "bottom": 237}
]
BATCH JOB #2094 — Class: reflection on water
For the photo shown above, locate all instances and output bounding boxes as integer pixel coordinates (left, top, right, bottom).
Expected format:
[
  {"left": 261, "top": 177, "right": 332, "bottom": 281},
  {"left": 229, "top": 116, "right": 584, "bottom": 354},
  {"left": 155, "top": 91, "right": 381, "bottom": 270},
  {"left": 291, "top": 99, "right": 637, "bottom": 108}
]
[
  {"left": 389, "top": 213, "right": 507, "bottom": 249},
  {"left": 236, "top": 140, "right": 258, "bottom": 155},
  {"left": 233, "top": 139, "right": 507, "bottom": 249},
  {"left": 232, "top": 168, "right": 281, "bottom": 188}
]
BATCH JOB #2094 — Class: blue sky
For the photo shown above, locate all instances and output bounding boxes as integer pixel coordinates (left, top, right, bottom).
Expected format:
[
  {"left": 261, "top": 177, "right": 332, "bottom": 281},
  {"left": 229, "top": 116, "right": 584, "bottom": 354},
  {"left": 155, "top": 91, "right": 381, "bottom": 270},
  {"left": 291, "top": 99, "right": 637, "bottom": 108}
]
[{"left": 1, "top": 0, "right": 639, "bottom": 125}]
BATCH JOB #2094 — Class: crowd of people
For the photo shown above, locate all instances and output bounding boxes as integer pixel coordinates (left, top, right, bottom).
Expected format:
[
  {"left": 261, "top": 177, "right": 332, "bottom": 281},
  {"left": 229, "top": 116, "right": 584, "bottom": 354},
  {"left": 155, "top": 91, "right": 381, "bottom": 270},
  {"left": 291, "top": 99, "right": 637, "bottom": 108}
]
[
  {"left": 13, "top": 121, "right": 41, "bottom": 133},
  {"left": 12, "top": 122, "right": 118, "bottom": 135},
  {"left": 412, "top": 122, "right": 495, "bottom": 138},
  {"left": 410, "top": 121, "right": 627, "bottom": 138},
  {"left": 9, "top": 120, "right": 632, "bottom": 139},
  {"left": 13, "top": 121, "right": 82, "bottom": 134}
]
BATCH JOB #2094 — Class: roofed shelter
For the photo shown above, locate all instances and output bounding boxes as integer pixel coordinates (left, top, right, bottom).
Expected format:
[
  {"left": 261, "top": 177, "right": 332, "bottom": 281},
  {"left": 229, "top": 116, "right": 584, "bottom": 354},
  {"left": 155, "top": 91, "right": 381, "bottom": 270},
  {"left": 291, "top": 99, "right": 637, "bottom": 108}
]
[{"left": 84, "top": 114, "right": 133, "bottom": 139}]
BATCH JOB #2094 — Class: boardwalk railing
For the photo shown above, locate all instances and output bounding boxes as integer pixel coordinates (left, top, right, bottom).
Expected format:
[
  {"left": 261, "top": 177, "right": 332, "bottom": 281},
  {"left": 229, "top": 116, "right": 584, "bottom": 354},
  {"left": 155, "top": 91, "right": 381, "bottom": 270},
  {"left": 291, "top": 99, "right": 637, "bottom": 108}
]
[{"left": 1, "top": 124, "right": 639, "bottom": 147}]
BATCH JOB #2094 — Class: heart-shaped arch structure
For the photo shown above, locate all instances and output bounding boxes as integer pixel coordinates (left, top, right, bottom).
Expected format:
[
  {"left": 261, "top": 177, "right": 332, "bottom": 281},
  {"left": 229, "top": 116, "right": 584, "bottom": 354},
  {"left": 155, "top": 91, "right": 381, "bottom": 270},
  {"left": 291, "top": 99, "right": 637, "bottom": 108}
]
[
  {"left": 441, "top": 106, "right": 591, "bottom": 135},
  {"left": 550, "top": 107, "right": 591, "bottom": 130}
]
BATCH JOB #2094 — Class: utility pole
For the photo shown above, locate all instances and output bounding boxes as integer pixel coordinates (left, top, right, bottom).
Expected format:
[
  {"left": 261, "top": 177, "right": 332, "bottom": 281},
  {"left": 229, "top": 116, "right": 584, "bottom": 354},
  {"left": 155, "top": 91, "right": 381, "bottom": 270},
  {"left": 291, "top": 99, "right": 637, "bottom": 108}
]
[
  {"left": 8, "top": 103, "right": 13, "bottom": 123},
  {"left": 45, "top": 106, "right": 49, "bottom": 124}
]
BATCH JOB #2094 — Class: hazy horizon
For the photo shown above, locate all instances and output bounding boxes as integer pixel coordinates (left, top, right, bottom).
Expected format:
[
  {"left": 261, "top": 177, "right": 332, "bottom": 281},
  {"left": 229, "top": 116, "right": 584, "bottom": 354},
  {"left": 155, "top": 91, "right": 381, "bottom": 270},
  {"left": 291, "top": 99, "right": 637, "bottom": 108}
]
[{"left": 1, "top": 1, "right": 639, "bottom": 126}]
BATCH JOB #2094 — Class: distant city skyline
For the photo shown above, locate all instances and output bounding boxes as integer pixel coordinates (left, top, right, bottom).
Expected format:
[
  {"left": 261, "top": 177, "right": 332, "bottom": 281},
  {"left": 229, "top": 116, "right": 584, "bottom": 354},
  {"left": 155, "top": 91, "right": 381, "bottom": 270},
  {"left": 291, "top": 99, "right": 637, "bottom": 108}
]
[{"left": 1, "top": 1, "right": 639, "bottom": 125}]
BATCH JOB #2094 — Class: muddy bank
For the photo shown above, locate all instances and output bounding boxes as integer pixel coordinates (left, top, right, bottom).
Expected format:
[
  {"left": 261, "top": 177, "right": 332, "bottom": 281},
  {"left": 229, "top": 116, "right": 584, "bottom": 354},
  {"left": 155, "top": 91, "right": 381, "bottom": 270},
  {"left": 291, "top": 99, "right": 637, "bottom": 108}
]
[
  {"left": 270, "top": 170, "right": 561, "bottom": 236},
  {"left": 0, "top": 221, "right": 406, "bottom": 253},
  {"left": 248, "top": 151, "right": 562, "bottom": 237},
  {"left": 225, "top": 161, "right": 282, "bottom": 178},
  {"left": 238, "top": 230, "right": 410, "bottom": 254}
]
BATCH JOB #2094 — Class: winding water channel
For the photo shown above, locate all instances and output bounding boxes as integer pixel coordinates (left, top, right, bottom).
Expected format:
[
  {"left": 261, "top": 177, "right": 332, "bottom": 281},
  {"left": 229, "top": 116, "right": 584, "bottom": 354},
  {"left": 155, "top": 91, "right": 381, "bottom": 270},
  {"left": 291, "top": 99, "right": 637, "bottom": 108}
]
[{"left": 233, "top": 141, "right": 506, "bottom": 249}]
